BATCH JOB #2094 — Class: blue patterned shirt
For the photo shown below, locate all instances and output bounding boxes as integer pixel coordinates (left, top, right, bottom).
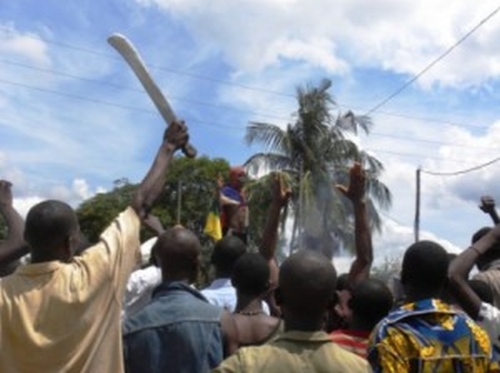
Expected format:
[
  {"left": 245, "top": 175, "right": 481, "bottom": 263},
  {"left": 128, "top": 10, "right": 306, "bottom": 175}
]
[{"left": 368, "top": 298, "right": 498, "bottom": 373}]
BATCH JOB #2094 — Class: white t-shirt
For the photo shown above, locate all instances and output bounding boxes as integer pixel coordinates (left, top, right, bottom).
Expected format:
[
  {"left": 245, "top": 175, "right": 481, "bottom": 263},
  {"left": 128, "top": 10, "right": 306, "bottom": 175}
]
[
  {"left": 201, "top": 277, "right": 270, "bottom": 314},
  {"left": 478, "top": 302, "right": 500, "bottom": 354},
  {"left": 122, "top": 265, "right": 162, "bottom": 319}
]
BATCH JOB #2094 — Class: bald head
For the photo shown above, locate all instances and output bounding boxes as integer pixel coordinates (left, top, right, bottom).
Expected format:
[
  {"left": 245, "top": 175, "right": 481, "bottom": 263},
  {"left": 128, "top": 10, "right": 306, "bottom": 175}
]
[
  {"left": 154, "top": 227, "right": 201, "bottom": 282},
  {"left": 25, "top": 200, "right": 79, "bottom": 262},
  {"left": 279, "top": 250, "right": 337, "bottom": 320}
]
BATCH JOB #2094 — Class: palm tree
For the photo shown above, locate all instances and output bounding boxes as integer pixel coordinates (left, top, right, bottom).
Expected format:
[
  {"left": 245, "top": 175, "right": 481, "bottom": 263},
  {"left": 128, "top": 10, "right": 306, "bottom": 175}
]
[{"left": 244, "top": 79, "right": 391, "bottom": 259}]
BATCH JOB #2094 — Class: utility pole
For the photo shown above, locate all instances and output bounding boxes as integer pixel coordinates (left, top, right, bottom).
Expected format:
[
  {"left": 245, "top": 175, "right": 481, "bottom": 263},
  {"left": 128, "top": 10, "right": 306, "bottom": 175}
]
[
  {"left": 176, "top": 180, "right": 182, "bottom": 225},
  {"left": 414, "top": 168, "right": 421, "bottom": 242}
]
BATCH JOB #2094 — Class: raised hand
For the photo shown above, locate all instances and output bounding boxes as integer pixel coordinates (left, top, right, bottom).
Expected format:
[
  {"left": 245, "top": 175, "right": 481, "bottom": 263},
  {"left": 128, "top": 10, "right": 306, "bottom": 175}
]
[
  {"left": 479, "top": 195, "right": 500, "bottom": 225},
  {"left": 164, "top": 120, "right": 189, "bottom": 151},
  {"left": 335, "top": 162, "right": 366, "bottom": 204},
  {"left": 143, "top": 214, "right": 165, "bottom": 235},
  {"left": 480, "top": 195, "right": 496, "bottom": 214},
  {"left": 271, "top": 172, "right": 292, "bottom": 207}
]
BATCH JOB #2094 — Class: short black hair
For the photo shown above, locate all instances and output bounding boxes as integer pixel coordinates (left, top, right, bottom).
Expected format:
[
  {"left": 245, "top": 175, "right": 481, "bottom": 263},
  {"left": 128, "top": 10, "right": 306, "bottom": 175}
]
[
  {"left": 232, "top": 253, "right": 270, "bottom": 296},
  {"left": 401, "top": 240, "right": 449, "bottom": 296},
  {"left": 25, "top": 200, "right": 79, "bottom": 251},
  {"left": 471, "top": 227, "right": 500, "bottom": 270},
  {"left": 211, "top": 235, "right": 246, "bottom": 277},
  {"left": 349, "top": 278, "right": 393, "bottom": 330},
  {"left": 279, "top": 250, "right": 336, "bottom": 318}
]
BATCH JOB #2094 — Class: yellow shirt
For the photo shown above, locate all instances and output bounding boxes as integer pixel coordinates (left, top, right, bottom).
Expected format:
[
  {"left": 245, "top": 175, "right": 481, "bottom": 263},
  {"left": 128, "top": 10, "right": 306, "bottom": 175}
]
[
  {"left": 213, "top": 330, "right": 371, "bottom": 373},
  {"left": 0, "top": 207, "right": 140, "bottom": 373}
]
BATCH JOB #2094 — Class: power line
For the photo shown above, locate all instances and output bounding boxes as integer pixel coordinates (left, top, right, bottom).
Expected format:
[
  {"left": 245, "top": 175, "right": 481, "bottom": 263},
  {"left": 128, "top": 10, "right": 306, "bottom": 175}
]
[
  {"left": 0, "top": 27, "right": 297, "bottom": 100},
  {"left": 368, "top": 148, "right": 487, "bottom": 165},
  {"left": 0, "top": 37, "right": 494, "bottom": 134},
  {"left": 369, "top": 132, "right": 498, "bottom": 151},
  {"left": 0, "top": 58, "right": 291, "bottom": 121},
  {"left": 420, "top": 156, "right": 500, "bottom": 176},
  {"left": 367, "top": 109, "right": 488, "bottom": 131},
  {"left": 0, "top": 78, "right": 241, "bottom": 130},
  {"left": 365, "top": 4, "right": 500, "bottom": 115},
  {"left": 0, "top": 61, "right": 496, "bottom": 152}
]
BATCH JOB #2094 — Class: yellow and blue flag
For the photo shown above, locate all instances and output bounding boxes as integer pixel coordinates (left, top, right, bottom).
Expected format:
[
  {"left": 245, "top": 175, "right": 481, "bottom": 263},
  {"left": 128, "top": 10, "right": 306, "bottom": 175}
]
[{"left": 204, "top": 199, "right": 222, "bottom": 241}]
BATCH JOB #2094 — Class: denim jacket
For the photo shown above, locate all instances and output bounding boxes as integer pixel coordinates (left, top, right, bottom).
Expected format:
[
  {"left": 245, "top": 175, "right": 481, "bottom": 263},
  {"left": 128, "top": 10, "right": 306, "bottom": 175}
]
[{"left": 123, "top": 281, "right": 224, "bottom": 373}]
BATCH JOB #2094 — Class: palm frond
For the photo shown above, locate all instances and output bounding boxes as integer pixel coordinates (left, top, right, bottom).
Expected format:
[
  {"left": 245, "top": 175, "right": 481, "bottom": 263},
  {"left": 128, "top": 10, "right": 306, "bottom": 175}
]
[
  {"left": 336, "top": 111, "right": 373, "bottom": 135},
  {"left": 366, "top": 177, "right": 392, "bottom": 210},
  {"left": 359, "top": 150, "right": 385, "bottom": 177},
  {"left": 243, "top": 152, "right": 294, "bottom": 176},
  {"left": 245, "top": 122, "right": 290, "bottom": 154}
]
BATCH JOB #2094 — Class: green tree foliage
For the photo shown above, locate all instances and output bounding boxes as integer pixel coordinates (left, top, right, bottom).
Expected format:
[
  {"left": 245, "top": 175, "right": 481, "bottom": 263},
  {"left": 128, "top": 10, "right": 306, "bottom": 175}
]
[
  {"left": 244, "top": 79, "right": 392, "bottom": 259},
  {"left": 76, "top": 156, "right": 230, "bottom": 286},
  {"left": 370, "top": 256, "right": 402, "bottom": 289},
  {"left": 76, "top": 156, "right": 230, "bottom": 243}
]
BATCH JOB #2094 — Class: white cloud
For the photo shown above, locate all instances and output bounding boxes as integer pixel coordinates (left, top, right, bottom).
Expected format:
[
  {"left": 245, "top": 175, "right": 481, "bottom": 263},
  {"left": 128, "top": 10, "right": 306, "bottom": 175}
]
[
  {"left": 0, "top": 23, "right": 51, "bottom": 66},
  {"left": 11, "top": 179, "right": 105, "bottom": 218},
  {"left": 136, "top": 0, "right": 500, "bottom": 88},
  {"left": 13, "top": 196, "right": 44, "bottom": 218}
]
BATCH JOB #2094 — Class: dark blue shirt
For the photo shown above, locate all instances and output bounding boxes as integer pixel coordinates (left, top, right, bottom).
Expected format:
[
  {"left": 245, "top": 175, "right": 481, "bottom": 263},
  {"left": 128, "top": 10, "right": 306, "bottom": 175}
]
[{"left": 123, "top": 281, "right": 224, "bottom": 373}]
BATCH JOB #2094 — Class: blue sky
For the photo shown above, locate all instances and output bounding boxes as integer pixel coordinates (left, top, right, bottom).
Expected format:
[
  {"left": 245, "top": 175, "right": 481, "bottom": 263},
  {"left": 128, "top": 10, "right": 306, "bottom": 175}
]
[{"left": 2, "top": 0, "right": 500, "bottom": 263}]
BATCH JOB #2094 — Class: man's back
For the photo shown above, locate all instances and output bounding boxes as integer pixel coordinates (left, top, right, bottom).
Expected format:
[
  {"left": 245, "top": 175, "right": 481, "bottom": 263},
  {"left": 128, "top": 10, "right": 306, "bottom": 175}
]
[
  {"left": 474, "top": 264, "right": 500, "bottom": 308},
  {"left": 123, "top": 281, "right": 224, "bottom": 373},
  {"left": 0, "top": 208, "right": 140, "bottom": 373},
  {"left": 214, "top": 330, "right": 370, "bottom": 373},
  {"left": 368, "top": 298, "right": 498, "bottom": 373}
]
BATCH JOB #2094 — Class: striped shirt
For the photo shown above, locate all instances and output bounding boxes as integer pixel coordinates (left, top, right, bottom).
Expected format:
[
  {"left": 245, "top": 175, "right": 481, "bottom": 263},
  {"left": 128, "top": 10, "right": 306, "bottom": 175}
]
[{"left": 330, "top": 329, "right": 370, "bottom": 358}]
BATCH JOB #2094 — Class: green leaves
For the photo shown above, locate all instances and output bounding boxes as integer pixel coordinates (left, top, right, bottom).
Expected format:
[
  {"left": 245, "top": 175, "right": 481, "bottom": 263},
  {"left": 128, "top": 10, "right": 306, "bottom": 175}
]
[{"left": 244, "top": 79, "right": 392, "bottom": 258}]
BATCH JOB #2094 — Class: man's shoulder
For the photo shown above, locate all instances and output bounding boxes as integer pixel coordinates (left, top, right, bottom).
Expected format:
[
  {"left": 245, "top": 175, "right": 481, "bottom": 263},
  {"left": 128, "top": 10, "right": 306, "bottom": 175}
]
[
  {"left": 474, "top": 268, "right": 500, "bottom": 284},
  {"left": 222, "top": 340, "right": 368, "bottom": 372},
  {"left": 124, "top": 286, "right": 222, "bottom": 335}
]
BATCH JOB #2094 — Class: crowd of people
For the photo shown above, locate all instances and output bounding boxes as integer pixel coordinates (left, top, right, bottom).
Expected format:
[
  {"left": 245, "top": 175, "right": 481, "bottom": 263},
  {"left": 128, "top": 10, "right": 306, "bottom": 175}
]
[{"left": 1, "top": 120, "right": 500, "bottom": 372}]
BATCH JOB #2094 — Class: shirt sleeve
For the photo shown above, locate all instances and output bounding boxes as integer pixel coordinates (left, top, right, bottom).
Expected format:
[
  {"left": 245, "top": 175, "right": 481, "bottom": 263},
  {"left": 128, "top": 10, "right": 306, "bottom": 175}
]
[
  {"left": 123, "top": 266, "right": 162, "bottom": 318},
  {"left": 368, "top": 326, "right": 409, "bottom": 373},
  {"left": 212, "top": 351, "right": 244, "bottom": 373},
  {"left": 478, "top": 302, "right": 500, "bottom": 360},
  {"left": 77, "top": 207, "right": 141, "bottom": 299}
]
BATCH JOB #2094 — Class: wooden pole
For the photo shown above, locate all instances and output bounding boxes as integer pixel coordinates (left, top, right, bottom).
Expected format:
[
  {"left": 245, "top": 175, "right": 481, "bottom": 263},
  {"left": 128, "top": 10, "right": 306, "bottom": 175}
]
[{"left": 176, "top": 180, "right": 182, "bottom": 225}]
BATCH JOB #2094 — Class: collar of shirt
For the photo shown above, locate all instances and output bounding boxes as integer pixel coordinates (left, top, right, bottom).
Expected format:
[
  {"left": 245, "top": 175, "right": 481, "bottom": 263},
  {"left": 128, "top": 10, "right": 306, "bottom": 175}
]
[
  {"left": 205, "top": 278, "right": 232, "bottom": 290},
  {"left": 484, "top": 259, "right": 500, "bottom": 271},
  {"left": 386, "top": 298, "right": 457, "bottom": 325},
  {"left": 152, "top": 281, "right": 207, "bottom": 302},
  {"left": 276, "top": 330, "right": 332, "bottom": 343},
  {"left": 331, "top": 329, "right": 371, "bottom": 339},
  {"left": 15, "top": 261, "right": 62, "bottom": 276}
]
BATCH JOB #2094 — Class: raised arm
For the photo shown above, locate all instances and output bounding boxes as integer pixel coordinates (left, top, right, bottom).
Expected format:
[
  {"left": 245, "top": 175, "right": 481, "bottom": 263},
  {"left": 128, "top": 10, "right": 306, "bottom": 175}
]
[
  {"left": 0, "top": 181, "right": 28, "bottom": 266},
  {"left": 479, "top": 195, "right": 500, "bottom": 225},
  {"left": 336, "top": 163, "right": 373, "bottom": 287},
  {"left": 131, "top": 121, "right": 189, "bottom": 220},
  {"left": 143, "top": 214, "right": 165, "bottom": 236},
  {"left": 448, "top": 223, "right": 500, "bottom": 319},
  {"left": 259, "top": 173, "right": 291, "bottom": 262}
]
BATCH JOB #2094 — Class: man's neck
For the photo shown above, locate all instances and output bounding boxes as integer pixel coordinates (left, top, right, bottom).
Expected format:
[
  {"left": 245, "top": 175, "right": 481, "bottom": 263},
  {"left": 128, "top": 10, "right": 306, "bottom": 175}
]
[
  {"left": 235, "top": 295, "right": 263, "bottom": 313},
  {"left": 404, "top": 286, "right": 441, "bottom": 304},
  {"left": 30, "top": 251, "right": 64, "bottom": 264},
  {"left": 284, "top": 314, "right": 323, "bottom": 332}
]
